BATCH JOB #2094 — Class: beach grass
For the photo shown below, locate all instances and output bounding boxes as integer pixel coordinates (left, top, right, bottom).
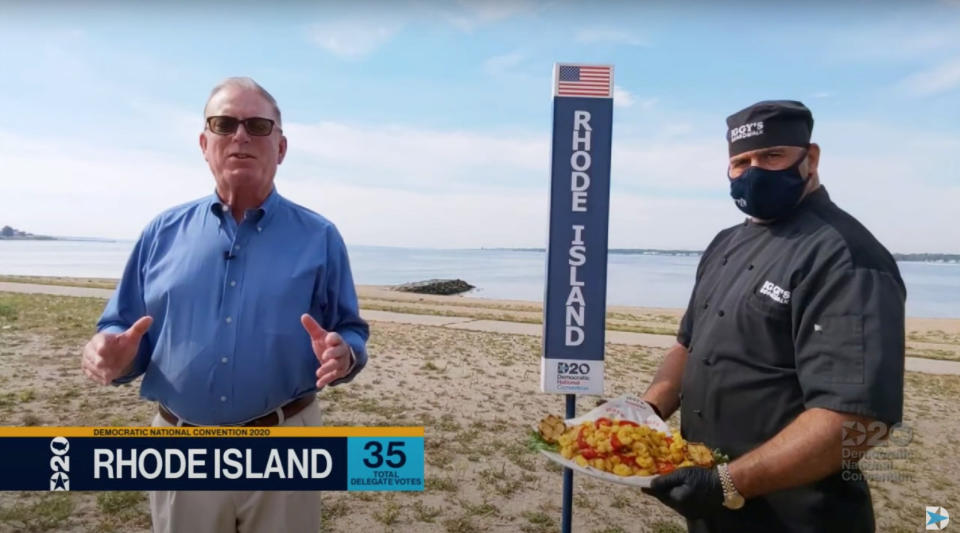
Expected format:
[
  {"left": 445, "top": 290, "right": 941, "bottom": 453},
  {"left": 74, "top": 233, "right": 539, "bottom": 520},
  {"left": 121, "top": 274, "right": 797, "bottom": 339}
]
[{"left": 1, "top": 288, "right": 959, "bottom": 531}]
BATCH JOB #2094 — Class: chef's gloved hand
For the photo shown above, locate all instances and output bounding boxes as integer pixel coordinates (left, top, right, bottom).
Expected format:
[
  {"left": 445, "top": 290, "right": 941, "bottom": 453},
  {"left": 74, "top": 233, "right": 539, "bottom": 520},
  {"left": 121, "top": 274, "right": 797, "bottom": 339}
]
[{"left": 642, "top": 466, "right": 724, "bottom": 519}]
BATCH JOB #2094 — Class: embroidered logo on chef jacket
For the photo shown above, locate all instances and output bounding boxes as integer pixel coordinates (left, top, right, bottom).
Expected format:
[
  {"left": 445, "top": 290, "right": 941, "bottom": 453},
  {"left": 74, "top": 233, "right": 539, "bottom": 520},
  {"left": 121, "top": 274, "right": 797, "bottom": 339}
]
[{"left": 758, "top": 280, "right": 791, "bottom": 304}]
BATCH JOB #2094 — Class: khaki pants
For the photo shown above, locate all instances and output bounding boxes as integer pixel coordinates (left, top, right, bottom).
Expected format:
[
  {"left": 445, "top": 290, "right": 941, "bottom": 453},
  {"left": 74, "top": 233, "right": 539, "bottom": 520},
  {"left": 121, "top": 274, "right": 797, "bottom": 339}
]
[{"left": 148, "top": 399, "right": 323, "bottom": 533}]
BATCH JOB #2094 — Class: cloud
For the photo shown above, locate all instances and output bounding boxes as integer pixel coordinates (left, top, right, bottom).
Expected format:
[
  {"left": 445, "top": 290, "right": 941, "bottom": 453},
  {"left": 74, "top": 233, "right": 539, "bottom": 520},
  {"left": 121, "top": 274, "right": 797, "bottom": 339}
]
[
  {"left": 443, "top": 0, "right": 539, "bottom": 31},
  {"left": 483, "top": 50, "right": 527, "bottom": 76},
  {"left": 613, "top": 85, "right": 634, "bottom": 107},
  {"left": 575, "top": 28, "right": 647, "bottom": 46},
  {"left": 3, "top": 115, "right": 958, "bottom": 253},
  {"left": 821, "top": 24, "right": 960, "bottom": 64},
  {"left": 306, "top": 2, "right": 535, "bottom": 59},
  {"left": 282, "top": 121, "right": 547, "bottom": 191},
  {"left": 898, "top": 57, "right": 960, "bottom": 96},
  {"left": 308, "top": 20, "right": 401, "bottom": 59},
  {"left": 0, "top": 130, "right": 210, "bottom": 240},
  {"left": 613, "top": 86, "right": 659, "bottom": 110}
]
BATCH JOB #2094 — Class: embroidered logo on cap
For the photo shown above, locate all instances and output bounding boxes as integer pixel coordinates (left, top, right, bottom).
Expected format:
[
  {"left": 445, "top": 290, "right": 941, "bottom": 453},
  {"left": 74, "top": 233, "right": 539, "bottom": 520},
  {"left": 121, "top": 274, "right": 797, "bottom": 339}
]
[
  {"left": 759, "top": 280, "right": 790, "bottom": 304},
  {"left": 730, "top": 121, "right": 764, "bottom": 143}
]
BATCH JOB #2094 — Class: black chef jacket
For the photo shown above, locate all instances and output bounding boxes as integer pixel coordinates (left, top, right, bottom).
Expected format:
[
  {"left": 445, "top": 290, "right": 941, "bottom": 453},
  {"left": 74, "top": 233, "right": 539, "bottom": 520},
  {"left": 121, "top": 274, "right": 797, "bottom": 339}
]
[{"left": 677, "top": 186, "right": 905, "bottom": 533}]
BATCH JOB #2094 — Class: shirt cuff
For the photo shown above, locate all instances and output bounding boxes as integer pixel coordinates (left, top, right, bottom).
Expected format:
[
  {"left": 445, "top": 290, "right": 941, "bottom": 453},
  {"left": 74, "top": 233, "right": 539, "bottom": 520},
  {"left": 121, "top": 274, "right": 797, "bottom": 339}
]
[{"left": 346, "top": 345, "right": 358, "bottom": 374}]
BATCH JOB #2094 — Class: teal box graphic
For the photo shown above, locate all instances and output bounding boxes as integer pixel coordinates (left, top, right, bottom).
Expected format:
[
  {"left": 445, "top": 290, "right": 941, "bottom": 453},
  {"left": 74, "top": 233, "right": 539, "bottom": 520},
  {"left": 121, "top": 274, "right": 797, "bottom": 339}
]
[{"left": 347, "top": 437, "right": 424, "bottom": 491}]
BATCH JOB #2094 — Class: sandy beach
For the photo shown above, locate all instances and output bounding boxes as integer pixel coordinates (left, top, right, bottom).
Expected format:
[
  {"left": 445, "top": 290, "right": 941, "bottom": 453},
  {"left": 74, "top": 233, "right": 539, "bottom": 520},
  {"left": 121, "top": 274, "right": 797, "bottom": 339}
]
[{"left": 0, "top": 277, "right": 958, "bottom": 532}]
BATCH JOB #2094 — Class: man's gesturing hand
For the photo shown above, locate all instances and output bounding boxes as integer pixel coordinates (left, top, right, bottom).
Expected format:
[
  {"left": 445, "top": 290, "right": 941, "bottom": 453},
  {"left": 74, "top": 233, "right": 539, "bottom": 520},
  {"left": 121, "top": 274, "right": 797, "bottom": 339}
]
[
  {"left": 81, "top": 316, "right": 153, "bottom": 386},
  {"left": 301, "top": 314, "right": 352, "bottom": 389}
]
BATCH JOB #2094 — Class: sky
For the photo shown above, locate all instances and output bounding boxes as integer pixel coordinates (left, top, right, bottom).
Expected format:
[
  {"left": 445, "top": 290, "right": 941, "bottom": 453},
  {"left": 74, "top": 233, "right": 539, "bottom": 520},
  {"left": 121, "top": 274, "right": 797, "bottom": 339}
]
[{"left": 1, "top": 1, "right": 959, "bottom": 253}]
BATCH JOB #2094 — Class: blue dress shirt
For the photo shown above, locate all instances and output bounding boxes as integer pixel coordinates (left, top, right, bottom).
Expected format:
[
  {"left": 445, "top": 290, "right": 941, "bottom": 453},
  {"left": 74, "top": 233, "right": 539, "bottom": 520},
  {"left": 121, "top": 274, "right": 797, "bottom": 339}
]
[{"left": 98, "top": 187, "right": 369, "bottom": 424}]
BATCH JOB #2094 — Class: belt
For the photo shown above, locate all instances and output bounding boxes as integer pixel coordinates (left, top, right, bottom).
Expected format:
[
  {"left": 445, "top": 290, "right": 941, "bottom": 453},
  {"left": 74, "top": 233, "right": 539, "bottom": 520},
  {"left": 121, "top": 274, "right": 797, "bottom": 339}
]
[{"left": 158, "top": 395, "right": 315, "bottom": 427}]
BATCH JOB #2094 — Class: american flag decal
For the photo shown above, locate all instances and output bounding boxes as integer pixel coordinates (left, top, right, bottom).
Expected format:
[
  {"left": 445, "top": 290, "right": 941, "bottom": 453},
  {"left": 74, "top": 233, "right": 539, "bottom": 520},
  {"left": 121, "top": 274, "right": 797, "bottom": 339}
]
[{"left": 554, "top": 64, "right": 613, "bottom": 98}]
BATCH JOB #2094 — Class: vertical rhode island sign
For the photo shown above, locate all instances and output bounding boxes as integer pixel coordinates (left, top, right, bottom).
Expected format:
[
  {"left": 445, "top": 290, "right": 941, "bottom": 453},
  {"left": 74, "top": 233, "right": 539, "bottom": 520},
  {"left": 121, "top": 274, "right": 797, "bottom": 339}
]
[{"left": 541, "top": 64, "right": 614, "bottom": 395}]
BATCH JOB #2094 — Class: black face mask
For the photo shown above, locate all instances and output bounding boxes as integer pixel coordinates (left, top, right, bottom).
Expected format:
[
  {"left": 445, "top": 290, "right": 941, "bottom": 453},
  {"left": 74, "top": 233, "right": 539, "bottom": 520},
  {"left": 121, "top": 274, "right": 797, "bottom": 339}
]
[{"left": 729, "top": 150, "right": 809, "bottom": 220}]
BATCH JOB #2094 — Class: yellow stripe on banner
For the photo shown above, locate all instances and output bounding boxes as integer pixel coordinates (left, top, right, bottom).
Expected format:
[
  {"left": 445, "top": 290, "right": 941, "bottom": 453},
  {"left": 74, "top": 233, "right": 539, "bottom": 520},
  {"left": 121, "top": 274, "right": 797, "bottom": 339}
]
[{"left": 0, "top": 427, "right": 424, "bottom": 438}]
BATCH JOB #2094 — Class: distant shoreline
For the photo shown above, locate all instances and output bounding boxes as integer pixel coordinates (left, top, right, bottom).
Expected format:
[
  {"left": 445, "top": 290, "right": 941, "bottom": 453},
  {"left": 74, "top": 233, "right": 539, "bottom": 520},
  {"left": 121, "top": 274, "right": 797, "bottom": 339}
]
[
  {"left": 0, "top": 236, "right": 118, "bottom": 242},
  {"left": 2, "top": 239, "right": 958, "bottom": 263},
  {"left": 486, "top": 248, "right": 960, "bottom": 263}
]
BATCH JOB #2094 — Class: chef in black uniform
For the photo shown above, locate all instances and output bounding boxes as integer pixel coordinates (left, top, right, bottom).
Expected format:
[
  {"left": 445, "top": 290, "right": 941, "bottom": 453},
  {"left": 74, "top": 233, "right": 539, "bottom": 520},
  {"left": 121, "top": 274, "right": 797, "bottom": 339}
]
[{"left": 640, "top": 100, "right": 905, "bottom": 532}]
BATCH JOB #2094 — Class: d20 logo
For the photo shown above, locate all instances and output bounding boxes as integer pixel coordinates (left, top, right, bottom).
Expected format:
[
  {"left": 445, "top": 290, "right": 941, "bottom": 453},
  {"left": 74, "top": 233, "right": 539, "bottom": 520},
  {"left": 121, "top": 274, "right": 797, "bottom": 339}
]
[
  {"left": 841, "top": 421, "right": 866, "bottom": 447},
  {"left": 49, "top": 436, "right": 70, "bottom": 491}
]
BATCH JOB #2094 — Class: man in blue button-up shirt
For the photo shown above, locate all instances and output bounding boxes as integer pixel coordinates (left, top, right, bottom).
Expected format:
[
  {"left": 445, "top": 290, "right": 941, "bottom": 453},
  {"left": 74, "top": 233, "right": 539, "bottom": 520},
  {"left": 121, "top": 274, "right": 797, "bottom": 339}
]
[{"left": 80, "top": 77, "right": 368, "bottom": 533}]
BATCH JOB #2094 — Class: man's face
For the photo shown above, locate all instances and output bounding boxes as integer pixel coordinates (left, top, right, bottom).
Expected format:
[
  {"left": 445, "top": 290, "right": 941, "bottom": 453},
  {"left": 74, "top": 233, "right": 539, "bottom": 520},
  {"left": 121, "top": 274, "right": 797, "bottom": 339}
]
[
  {"left": 728, "top": 145, "right": 808, "bottom": 179},
  {"left": 199, "top": 86, "right": 287, "bottom": 195}
]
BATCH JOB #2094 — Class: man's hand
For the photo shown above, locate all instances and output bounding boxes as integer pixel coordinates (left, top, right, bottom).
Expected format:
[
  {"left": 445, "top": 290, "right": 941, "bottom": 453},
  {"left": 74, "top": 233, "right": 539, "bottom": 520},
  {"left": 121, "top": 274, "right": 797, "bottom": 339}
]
[
  {"left": 301, "top": 314, "right": 352, "bottom": 389},
  {"left": 642, "top": 467, "right": 724, "bottom": 519},
  {"left": 81, "top": 316, "right": 153, "bottom": 386}
]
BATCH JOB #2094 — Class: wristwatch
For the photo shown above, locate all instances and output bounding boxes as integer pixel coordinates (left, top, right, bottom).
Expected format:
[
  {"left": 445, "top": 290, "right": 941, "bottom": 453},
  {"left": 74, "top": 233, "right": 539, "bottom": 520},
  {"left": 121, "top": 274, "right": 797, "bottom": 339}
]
[{"left": 717, "top": 463, "right": 745, "bottom": 510}]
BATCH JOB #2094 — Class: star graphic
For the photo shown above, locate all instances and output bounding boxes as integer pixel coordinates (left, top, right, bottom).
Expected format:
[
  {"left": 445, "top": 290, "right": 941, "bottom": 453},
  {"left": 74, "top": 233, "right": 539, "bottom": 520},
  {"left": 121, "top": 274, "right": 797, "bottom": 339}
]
[
  {"left": 927, "top": 508, "right": 947, "bottom": 526},
  {"left": 51, "top": 473, "right": 68, "bottom": 491}
]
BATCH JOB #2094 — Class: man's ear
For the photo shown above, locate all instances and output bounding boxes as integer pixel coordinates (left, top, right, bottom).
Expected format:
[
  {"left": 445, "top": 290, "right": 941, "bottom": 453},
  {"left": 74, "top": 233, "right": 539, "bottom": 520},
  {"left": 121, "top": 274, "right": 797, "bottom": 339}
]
[
  {"left": 277, "top": 135, "right": 288, "bottom": 165},
  {"left": 199, "top": 131, "right": 208, "bottom": 160},
  {"left": 805, "top": 143, "right": 820, "bottom": 177}
]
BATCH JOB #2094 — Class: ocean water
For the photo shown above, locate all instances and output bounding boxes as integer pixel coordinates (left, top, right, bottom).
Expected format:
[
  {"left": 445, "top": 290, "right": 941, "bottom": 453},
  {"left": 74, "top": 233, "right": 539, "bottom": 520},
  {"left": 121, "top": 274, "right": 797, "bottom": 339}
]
[{"left": 1, "top": 240, "right": 957, "bottom": 318}]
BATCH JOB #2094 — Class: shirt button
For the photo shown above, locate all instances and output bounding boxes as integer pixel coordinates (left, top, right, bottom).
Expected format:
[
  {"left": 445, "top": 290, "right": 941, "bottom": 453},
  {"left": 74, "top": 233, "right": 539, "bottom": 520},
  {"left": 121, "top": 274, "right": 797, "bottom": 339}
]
[
  {"left": 748, "top": 264, "right": 754, "bottom": 270},
  {"left": 234, "top": 244, "right": 241, "bottom": 251},
  {"left": 703, "top": 302, "right": 709, "bottom": 309},
  {"left": 721, "top": 257, "right": 728, "bottom": 265},
  {"left": 221, "top": 357, "right": 228, "bottom": 364},
  {"left": 693, "top": 409, "right": 702, "bottom": 416},
  {"left": 220, "top": 396, "right": 227, "bottom": 402},
  {"left": 225, "top": 316, "right": 232, "bottom": 323},
  {"left": 703, "top": 359, "right": 712, "bottom": 366},
  {"left": 230, "top": 280, "right": 237, "bottom": 287},
  {"left": 718, "top": 310, "right": 725, "bottom": 317},
  {"left": 257, "top": 226, "right": 263, "bottom": 232}
]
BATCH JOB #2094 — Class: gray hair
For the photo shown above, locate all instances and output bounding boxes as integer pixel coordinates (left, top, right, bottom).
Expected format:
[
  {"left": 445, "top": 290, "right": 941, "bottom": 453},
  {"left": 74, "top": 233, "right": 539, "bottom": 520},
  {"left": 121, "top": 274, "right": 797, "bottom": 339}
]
[{"left": 203, "top": 77, "right": 282, "bottom": 126}]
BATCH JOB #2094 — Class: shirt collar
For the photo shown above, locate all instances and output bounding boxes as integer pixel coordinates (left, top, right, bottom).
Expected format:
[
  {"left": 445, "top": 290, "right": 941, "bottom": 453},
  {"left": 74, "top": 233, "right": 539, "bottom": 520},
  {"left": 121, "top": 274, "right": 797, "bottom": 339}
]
[
  {"left": 208, "top": 187, "right": 281, "bottom": 229},
  {"left": 799, "top": 184, "right": 829, "bottom": 207}
]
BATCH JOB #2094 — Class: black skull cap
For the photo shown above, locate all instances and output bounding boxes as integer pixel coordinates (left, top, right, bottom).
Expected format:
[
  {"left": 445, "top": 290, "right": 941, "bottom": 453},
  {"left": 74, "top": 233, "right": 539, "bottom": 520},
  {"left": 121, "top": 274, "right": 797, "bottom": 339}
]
[{"left": 726, "top": 100, "right": 813, "bottom": 157}]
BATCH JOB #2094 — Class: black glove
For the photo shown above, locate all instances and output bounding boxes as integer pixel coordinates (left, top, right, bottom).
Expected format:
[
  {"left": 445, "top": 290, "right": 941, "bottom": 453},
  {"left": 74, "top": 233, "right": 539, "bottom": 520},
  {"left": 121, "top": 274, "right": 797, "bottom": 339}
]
[{"left": 642, "top": 466, "right": 724, "bottom": 519}]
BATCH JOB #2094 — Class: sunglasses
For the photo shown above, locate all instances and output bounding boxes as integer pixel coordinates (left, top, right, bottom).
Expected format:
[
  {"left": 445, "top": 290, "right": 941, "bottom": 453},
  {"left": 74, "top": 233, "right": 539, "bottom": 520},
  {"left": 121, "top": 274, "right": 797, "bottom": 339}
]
[{"left": 205, "top": 116, "right": 277, "bottom": 136}]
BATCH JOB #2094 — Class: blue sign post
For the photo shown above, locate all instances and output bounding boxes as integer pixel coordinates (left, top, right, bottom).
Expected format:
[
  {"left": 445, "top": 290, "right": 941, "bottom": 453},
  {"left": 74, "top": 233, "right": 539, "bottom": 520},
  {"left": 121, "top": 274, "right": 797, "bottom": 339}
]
[{"left": 541, "top": 63, "right": 614, "bottom": 533}]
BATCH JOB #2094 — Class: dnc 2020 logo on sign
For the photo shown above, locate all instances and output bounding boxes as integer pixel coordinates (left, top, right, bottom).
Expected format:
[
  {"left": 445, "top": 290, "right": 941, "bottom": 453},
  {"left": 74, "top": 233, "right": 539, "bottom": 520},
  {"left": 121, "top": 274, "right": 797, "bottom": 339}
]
[
  {"left": 50, "top": 436, "right": 70, "bottom": 491},
  {"left": 557, "top": 362, "right": 591, "bottom": 375},
  {"left": 926, "top": 506, "right": 949, "bottom": 530}
]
